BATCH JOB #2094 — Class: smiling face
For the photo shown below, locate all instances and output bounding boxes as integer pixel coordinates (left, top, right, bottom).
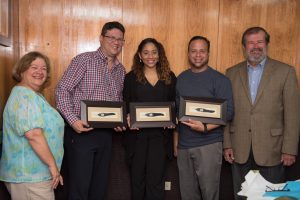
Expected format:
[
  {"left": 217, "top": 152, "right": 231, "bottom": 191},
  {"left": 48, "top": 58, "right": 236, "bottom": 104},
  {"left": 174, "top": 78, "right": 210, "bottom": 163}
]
[
  {"left": 244, "top": 30, "right": 268, "bottom": 66},
  {"left": 100, "top": 28, "right": 124, "bottom": 59},
  {"left": 20, "top": 57, "right": 47, "bottom": 91},
  {"left": 188, "top": 39, "right": 209, "bottom": 72},
  {"left": 139, "top": 42, "right": 159, "bottom": 69}
]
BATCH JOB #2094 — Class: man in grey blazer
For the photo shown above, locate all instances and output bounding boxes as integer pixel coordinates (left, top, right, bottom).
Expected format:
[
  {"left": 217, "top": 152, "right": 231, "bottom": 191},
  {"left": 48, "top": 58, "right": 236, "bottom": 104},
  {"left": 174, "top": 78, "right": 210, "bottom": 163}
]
[{"left": 223, "top": 26, "right": 300, "bottom": 200}]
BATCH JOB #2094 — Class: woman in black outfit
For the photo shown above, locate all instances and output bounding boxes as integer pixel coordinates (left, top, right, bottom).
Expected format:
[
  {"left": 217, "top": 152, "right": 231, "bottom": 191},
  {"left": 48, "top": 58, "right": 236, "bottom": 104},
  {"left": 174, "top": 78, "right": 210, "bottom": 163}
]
[{"left": 123, "top": 38, "right": 176, "bottom": 200}]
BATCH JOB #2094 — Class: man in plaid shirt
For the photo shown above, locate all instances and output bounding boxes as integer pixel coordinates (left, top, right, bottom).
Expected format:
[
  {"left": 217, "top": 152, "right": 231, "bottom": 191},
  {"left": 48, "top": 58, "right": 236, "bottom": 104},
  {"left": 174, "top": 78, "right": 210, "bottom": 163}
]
[{"left": 55, "top": 21, "right": 126, "bottom": 200}]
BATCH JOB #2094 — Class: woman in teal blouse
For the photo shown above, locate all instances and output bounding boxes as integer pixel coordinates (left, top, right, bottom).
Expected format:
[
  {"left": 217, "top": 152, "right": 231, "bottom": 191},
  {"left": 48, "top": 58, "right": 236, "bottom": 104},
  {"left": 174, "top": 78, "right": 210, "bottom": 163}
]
[{"left": 0, "top": 51, "right": 64, "bottom": 200}]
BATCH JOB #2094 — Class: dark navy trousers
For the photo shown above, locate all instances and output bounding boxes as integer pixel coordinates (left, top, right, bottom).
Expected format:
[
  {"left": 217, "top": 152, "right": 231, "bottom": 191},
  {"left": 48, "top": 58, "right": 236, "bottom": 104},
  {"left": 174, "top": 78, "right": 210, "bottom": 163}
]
[{"left": 64, "top": 125, "right": 113, "bottom": 200}]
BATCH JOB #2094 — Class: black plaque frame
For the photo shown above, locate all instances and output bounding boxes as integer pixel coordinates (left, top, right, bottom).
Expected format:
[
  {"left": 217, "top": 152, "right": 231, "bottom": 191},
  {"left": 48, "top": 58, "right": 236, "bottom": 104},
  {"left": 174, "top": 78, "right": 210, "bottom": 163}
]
[
  {"left": 81, "top": 100, "right": 126, "bottom": 128},
  {"left": 179, "top": 96, "right": 227, "bottom": 125},
  {"left": 130, "top": 102, "right": 176, "bottom": 128}
]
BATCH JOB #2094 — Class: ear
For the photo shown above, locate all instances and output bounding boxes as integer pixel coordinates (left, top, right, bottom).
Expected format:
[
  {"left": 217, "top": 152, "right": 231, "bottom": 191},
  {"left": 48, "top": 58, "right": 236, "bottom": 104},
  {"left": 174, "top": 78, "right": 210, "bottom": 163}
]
[
  {"left": 19, "top": 72, "right": 24, "bottom": 81},
  {"left": 138, "top": 53, "right": 142, "bottom": 60},
  {"left": 242, "top": 44, "right": 246, "bottom": 51},
  {"left": 99, "top": 35, "right": 104, "bottom": 44}
]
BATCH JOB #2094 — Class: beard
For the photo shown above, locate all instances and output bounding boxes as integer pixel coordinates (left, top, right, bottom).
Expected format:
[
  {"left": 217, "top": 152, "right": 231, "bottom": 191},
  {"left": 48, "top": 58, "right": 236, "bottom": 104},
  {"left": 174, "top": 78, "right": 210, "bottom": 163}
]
[{"left": 246, "top": 48, "right": 267, "bottom": 64}]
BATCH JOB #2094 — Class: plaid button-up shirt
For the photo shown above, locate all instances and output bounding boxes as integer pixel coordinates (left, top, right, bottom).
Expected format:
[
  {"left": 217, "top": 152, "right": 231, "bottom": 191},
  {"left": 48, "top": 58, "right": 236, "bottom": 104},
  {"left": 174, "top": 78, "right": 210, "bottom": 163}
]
[{"left": 55, "top": 48, "right": 126, "bottom": 125}]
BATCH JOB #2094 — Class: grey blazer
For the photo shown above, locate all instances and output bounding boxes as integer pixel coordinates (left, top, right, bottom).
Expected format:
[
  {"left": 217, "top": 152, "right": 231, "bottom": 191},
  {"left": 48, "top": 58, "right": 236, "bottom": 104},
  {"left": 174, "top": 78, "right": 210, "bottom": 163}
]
[{"left": 224, "top": 57, "right": 300, "bottom": 166}]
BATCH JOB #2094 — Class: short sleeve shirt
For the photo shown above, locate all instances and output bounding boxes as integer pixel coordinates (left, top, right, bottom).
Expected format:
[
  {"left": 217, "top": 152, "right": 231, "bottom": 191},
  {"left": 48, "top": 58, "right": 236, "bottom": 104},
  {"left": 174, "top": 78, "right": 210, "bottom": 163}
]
[{"left": 0, "top": 86, "right": 64, "bottom": 182}]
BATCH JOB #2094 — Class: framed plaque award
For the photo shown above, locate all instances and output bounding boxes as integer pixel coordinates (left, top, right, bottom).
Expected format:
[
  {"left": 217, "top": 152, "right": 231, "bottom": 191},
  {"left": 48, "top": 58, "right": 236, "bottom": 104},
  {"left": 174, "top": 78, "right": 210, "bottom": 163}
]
[
  {"left": 130, "top": 102, "right": 176, "bottom": 128},
  {"left": 81, "top": 100, "right": 126, "bottom": 128},
  {"left": 179, "top": 96, "right": 227, "bottom": 125}
]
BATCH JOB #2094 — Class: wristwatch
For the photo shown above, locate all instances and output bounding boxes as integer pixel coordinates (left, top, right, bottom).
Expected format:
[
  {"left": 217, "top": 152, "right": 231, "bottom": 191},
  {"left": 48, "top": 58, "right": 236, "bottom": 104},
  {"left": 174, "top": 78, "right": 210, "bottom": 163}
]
[{"left": 203, "top": 123, "right": 208, "bottom": 133}]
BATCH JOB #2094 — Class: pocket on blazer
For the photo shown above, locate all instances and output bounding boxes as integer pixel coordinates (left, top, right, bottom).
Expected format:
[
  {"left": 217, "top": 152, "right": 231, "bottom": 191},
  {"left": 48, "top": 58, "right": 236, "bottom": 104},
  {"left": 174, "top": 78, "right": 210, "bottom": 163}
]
[{"left": 270, "top": 128, "right": 283, "bottom": 136}]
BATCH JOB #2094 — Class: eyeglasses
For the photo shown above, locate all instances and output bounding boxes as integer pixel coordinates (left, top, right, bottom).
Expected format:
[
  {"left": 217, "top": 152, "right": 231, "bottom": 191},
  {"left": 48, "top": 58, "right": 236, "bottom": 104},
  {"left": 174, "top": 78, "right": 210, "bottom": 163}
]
[
  {"left": 265, "top": 184, "right": 290, "bottom": 192},
  {"left": 104, "top": 35, "right": 125, "bottom": 43}
]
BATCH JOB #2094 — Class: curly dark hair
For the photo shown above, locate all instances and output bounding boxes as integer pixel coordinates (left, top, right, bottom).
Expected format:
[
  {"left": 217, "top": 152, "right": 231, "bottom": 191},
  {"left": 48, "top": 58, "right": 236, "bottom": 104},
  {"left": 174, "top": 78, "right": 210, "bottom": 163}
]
[{"left": 132, "top": 38, "right": 172, "bottom": 85}]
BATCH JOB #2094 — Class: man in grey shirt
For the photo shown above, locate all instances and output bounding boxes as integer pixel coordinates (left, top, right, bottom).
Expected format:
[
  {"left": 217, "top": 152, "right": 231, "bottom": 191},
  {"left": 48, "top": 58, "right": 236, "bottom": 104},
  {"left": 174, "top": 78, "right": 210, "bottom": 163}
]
[{"left": 174, "top": 36, "right": 234, "bottom": 200}]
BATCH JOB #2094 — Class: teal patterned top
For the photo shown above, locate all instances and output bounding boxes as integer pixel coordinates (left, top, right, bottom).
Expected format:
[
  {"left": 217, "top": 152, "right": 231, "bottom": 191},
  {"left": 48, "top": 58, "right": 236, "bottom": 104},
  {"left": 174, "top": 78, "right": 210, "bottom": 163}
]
[{"left": 0, "top": 86, "right": 64, "bottom": 182}]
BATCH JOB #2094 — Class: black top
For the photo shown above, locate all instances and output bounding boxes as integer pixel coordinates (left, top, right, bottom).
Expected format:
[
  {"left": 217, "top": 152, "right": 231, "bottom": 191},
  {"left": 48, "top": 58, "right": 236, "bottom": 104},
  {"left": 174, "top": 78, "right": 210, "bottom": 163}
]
[
  {"left": 123, "top": 70, "right": 177, "bottom": 109},
  {"left": 122, "top": 70, "right": 177, "bottom": 161}
]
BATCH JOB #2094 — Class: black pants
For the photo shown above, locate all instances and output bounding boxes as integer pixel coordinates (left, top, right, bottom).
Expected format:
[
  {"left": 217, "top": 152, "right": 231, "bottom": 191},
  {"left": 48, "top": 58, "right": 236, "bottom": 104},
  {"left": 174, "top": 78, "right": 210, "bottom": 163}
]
[
  {"left": 232, "top": 150, "right": 285, "bottom": 200},
  {"left": 129, "top": 129, "right": 167, "bottom": 200},
  {"left": 64, "top": 125, "right": 113, "bottom": 200}
]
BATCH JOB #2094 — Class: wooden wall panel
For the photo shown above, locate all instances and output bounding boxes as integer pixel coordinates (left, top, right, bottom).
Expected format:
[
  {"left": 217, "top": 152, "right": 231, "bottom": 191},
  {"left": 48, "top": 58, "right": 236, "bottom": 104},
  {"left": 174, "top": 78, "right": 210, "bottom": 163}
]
[
  {"left": 184, "top": 0, "right": 219, "bottom": 71},
  {"left": 18, "top": 0, "right": 123, "bottom": 105},
  {"left": 123, "top": 0, "right": 220, "bottom": 75},
  {"left": 217, "top": 0, "right": 300, "bottom": 76},
  {"left": 0, "top": 0, "right": 19, "bottom": 120},
  {"left": 14, "top": 0, "right": 300, "bottom": 104},
  {"left": 0, "top": 47, "right": 14, "bottom": 112}
]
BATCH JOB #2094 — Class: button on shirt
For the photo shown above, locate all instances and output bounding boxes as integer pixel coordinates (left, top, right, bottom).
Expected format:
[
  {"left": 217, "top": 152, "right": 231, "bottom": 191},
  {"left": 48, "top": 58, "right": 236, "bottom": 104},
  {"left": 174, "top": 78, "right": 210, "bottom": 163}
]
[
  {"left": 55, "top": 48, "right": 126, "bottom": 125},
  {"left": 247, "top": 59, "right": 266, "bottom": 103}
]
